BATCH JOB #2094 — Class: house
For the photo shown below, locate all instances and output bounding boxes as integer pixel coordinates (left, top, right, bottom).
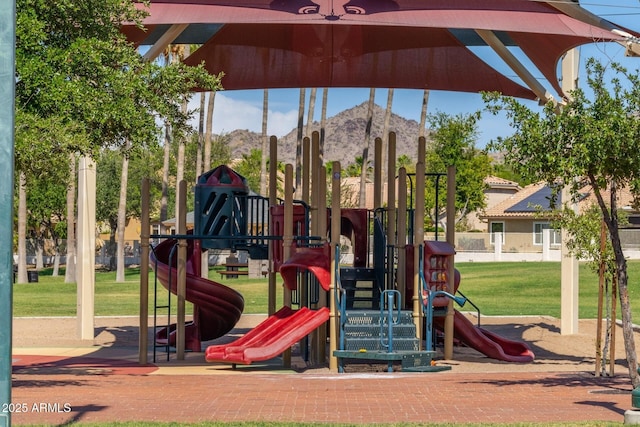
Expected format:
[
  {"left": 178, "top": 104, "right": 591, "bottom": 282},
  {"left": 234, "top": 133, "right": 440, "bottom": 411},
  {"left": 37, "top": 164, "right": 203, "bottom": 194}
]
[
  {"left": 479, "top": 181, "right": 640, "bottom": 253},
  {"left": 465, "top": 176, "right": 521, "bottom": 231}
]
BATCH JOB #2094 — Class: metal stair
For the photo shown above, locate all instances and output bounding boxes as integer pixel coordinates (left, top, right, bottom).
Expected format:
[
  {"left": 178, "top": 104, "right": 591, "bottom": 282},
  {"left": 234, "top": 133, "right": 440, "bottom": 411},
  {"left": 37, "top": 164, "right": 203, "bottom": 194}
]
[{"left": 334, "top": 305, "right": 450, "bottom": 373}]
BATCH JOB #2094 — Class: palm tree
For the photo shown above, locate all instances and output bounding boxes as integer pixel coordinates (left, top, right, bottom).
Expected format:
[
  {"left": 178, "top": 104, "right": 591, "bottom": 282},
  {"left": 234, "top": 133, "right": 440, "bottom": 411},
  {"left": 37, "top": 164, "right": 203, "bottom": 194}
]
[
  {"left": 160, "top": 122, "right": 171, "bottom": 232},
  {"left": 306, "top": 88, "right": 317, "bottom": 137},
  {"left": 196, "top": 92, "right": 206, "bottom": 179},
  {"left": 359, "top": 88, "right": 375, "bottom": 208},
  {"left": 174, "top": 45, "right": 191, "bottom": 226},
  {"left": 203, "top": 91, "right": 216, "bottom": 172},
  {"left": 260, "top": 89, "right": 269, "bottom": 196},
  {"left": 320, "top": 88, "right": 328, "bottom": 160},
  {"left": 419, "top": 89, "right": 430, "bottom": 139},
  {"left": 295, "top": 88, "right": 305, "bottom": 197},
  {"left": 381, "top": 88, "right": 394, "bottom": 199},
  {"left": 115, "top": 143, "right": 130, "bottom": 282}
]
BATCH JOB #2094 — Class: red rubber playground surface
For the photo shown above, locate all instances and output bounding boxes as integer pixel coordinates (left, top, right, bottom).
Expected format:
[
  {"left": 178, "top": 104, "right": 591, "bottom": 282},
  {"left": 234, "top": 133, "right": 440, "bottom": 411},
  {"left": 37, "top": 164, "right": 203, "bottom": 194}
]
[
  {"left": 9, "top": 354, "right": 635, "bottom": 425},
  {"left": 10, "top": 313, "right": 640, "bottom": 426}
]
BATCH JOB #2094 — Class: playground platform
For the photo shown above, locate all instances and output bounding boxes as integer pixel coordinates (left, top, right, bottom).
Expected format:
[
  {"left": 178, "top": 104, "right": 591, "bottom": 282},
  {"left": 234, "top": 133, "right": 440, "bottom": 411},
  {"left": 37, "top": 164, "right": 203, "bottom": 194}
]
[{"left": 10, "top": 314, "right": 640, "bottom": 425}]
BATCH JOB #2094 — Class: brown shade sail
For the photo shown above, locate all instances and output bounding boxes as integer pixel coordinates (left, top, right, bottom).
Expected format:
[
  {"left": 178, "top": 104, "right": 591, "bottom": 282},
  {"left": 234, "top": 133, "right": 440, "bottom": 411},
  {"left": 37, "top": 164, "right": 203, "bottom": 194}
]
[{"left": 121, "top": 0, "right": 638, "bottom": 101}]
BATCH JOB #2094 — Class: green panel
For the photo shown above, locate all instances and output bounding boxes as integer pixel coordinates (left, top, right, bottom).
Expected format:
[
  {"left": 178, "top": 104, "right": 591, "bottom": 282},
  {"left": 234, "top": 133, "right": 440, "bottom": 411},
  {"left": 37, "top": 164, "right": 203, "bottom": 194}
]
[{"left": 0, "top": 0, "right": 15, "bottom": 423}]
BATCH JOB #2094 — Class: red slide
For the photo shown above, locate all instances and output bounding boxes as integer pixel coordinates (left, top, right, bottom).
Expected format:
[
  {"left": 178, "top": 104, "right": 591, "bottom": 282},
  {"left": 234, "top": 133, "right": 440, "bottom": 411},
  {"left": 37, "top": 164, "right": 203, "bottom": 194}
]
[
  {"left": 150, "top": 238, "right": 244, "bottom": 352},
  {"left": 279, "top": 245, "right": 332, "bottom": 292},
  {"left": 435, "top": 310, "right": 535, "bottom": 363},
  {"left": 205, "top": 306, "right": 329, "bottom": 364}
]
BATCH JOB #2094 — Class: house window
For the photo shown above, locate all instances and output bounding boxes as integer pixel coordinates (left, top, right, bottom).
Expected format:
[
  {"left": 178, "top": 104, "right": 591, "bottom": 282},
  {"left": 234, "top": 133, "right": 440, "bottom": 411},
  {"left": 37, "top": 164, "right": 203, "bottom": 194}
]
[
  {"left": 490, "top": 221, "right": 504, "bottom": 245},
  {"left": 533, "top": 222, "right": 561, "bottom": 246}
]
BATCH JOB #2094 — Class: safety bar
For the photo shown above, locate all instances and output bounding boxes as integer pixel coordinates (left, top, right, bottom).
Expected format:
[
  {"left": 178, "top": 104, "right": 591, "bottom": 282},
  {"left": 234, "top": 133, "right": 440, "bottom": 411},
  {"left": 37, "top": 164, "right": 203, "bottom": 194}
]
[{"left": 379, "top": 289, "right": 401, "bottom": 353}]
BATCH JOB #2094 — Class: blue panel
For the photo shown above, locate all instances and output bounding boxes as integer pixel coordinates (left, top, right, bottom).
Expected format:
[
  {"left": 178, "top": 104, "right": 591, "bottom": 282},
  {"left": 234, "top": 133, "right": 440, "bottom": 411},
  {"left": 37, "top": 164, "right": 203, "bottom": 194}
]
[{"left": 505, "top": 186, "right": 562, "bottom": 213}]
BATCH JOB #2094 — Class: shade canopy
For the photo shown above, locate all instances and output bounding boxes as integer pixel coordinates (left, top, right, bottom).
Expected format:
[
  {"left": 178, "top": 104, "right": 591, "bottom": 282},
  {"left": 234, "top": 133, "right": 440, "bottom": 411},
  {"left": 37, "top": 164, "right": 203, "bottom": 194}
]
[{"left": 122, "top": 0, "right": 639, "bottom": 101}]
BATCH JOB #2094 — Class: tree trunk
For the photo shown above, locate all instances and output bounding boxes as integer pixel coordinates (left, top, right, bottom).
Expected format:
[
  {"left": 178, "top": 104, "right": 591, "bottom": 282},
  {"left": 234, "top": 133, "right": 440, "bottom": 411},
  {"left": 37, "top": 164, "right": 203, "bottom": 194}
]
[
  {"left": 161, "top": 122, "right": 171, "bottom": 232},
  {"left": 65, "top": 153, "right": 76, "bottom": 283},
  {"left": 17, "top": 172, "right": 28, "bottom": 284},
  {"left": 260, "top": 89, "right": 269, "bottom": 196},
  {"left": 196, "top": 92, "right": 205, "bottom": 180},
  {"left": 306, "top": 88, "right": 317, "bottom": 138},
  {"left": 175, "top": 100, "right": 187, "bottom": 224},
  {"left": 606, "top": 181, "right": 638, "bottom": 387},
  {"left": 35, "top": 241, "right": 44, "bottom": 270},
  {"left": 295, "top": 88, "right": 305, "bottom": 197},
  {"left": 116, "top": 151, "right": 130, "bottom": 282},
  {"left": 381, "top": 88, "right": 394, "bottom": 198},
  {"left": 419, "top": 89, "right": 430, "bottom": 139},
  {"left": 52, "top": 243, "right": 60, "bottom": 277},
  {"left": 320, "top": 88, "right": 328, "bottom": 161},
  {"left": 359, "top": 88, "right": 375, "bottom": 208},
  {"left": 204, "top": 91, "right": 215, "bottom": 172}
]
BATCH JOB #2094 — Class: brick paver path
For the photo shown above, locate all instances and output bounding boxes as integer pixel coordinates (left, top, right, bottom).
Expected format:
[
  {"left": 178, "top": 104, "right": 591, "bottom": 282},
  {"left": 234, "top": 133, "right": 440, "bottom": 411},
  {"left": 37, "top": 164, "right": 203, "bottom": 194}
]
[{"left": 9, "top": 356, "right": 634, "bottom": 425}]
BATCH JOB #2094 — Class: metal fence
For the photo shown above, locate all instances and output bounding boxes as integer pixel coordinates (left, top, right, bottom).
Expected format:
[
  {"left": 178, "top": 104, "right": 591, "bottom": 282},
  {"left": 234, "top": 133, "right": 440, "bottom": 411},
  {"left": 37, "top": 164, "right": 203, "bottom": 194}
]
[{"left": 17, "top": 228, "right": 640, "bottom": 267}]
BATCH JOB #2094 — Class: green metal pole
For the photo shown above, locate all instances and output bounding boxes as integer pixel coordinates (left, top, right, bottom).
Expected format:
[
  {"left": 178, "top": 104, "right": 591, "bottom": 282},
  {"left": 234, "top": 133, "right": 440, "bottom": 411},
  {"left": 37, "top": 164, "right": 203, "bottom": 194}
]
[{"left": 0, "top": 1, "right": 16, "bottom": 425}]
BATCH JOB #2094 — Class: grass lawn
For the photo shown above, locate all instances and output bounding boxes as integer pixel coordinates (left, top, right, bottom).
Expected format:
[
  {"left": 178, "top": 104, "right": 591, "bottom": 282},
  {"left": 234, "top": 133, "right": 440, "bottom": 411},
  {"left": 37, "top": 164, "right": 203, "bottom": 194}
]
[
  {"left": 11, "top": 261, "right": 640, "bottom": 320},
  {"left": 456, "top": 261, "right": 640, "bottom": 319},
  {"left": 12, "top": 267, "right": 282, "bottom": 317}
]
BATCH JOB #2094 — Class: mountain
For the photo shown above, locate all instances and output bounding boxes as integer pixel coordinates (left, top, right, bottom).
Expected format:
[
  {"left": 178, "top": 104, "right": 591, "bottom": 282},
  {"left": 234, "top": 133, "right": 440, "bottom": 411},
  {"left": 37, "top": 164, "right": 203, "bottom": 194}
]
[{"left": 222, "top": 102, "right": 424, "bottom": 166}]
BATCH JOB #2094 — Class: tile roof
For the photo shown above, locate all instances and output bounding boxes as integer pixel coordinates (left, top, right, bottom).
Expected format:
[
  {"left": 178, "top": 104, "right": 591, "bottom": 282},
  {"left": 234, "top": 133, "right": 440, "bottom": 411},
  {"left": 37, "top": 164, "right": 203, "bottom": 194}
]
[
  {"left": 481, "top": 181, "right": 638, "bottom": 219},
  {"left": 483, "top": 176, "right": 521, "bottom": 190}
]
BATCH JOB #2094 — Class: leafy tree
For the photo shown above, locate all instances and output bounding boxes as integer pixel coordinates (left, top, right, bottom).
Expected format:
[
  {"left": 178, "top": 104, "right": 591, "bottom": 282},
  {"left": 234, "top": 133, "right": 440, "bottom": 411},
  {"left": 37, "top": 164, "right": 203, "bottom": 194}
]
[
  {"left": 13, "top": 109, "right": 83, "bottom": 282},
  {"left": 25, "top": 157, "right": 70, "bottom": 273},
  {"left": 491, "top": 161, "right": 534, "bottom": 187},
  {"left": 344, "top": 156, "right": 371, "bottom": 178},
  {"left": 161, "top": 132, "right": 231, "bottom": 220},
  {"left": 396, "top": 155, "right": 414, "bottom": 174},
  {"left": 16, "top": 0, "right": 220, "bottom": 280},
  {"left": 96, "top": 145, "right": 163, "bottom": 269},
  {"left": 425, "top": 111, "right": 491, "bottom": 231},
  {"left": 484, "top": 59, "right": 640, "bottom": 387},
  {"left": 235, "top": 148, "right": 265, "bottom": 193}
]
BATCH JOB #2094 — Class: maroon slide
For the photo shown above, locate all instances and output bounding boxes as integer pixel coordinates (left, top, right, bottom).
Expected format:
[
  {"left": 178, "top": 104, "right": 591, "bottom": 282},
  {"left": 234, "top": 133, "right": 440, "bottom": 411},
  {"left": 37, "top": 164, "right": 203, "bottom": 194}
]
[
  {"left": 435, "top": 310, "right": 535, "bottom": 363},
  {"left": 150, "top": 238, "right": 244, "bottom": 352},
  {"left": 205, "top": 306, "right": 330, "bottom": 364},
  {"left": 279, "top": 245, "right": 332, "bottom": 292}
]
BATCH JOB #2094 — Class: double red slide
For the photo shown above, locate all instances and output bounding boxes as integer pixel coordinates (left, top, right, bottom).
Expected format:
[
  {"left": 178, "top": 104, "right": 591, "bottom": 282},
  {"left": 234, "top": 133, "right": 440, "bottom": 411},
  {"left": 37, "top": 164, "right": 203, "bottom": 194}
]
[
  {"left": 205, "top": 306, "right": 330, "bottom": 364},
  {"left": 206, "top": 245, "right": 332, "bottom": 365}
]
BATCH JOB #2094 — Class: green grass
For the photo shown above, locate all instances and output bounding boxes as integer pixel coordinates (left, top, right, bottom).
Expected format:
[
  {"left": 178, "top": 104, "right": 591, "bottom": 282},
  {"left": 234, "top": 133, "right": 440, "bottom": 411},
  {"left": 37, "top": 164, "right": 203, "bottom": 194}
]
[
  {"left": 12, "top": 261, "right": 640, "bottom": 320},
  {"left": 12, "top": 267, "right": 282, "bottom": 317},
  {"left": 456, "top": 261, "right": 640, "bottom": 319}
]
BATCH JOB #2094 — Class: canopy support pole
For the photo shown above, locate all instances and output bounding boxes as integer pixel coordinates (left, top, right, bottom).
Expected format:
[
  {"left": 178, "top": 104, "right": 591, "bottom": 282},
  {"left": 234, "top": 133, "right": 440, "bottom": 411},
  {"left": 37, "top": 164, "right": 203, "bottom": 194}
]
[
  {"left": 143, "top": 23, "right": 188, "bottom": 62},
  {"left": 475, "top": 29, "right": 554, "bottom": 104}
]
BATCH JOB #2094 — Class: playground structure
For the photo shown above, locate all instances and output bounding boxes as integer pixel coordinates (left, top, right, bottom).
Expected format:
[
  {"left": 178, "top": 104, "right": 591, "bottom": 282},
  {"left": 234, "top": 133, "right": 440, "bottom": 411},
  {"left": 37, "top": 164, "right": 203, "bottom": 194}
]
[{"left": 139, "top": 131, "right": 534, "bottom": 372}]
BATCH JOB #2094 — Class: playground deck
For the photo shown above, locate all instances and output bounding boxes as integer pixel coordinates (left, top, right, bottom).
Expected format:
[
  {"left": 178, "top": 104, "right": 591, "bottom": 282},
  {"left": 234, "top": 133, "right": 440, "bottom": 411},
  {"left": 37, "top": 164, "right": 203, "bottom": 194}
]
[{"left": 9, "top": 314, "right": 640, "bottom": 425}]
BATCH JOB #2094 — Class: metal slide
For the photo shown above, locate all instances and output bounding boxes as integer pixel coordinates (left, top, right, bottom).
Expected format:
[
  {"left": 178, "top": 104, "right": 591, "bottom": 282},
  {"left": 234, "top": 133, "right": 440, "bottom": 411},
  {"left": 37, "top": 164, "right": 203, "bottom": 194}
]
[{"left": 150, "top": 238, "right": 245, "bottom": 352}]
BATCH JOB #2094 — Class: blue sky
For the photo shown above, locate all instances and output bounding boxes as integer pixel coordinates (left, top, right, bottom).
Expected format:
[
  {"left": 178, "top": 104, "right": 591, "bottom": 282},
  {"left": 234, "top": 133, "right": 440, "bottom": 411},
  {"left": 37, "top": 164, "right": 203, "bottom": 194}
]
[{"left": 198, "top": 1, "right": 640, "bottom": 148}]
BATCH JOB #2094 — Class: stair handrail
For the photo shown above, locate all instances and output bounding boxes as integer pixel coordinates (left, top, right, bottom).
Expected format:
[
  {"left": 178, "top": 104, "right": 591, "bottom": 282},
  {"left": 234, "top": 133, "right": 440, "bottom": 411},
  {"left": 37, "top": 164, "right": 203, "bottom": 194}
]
[
  {"left": 455, "top": 289, "right": 481, "bottom": 328},
  {"left": 418, "top": 245, "right": 466, "bottom": 352},
  {"left": 379, "top": 289, "right": 401, "bottom": 353},
  {"left": 334, "top": 243, "right": 347, "bottom": 351}
]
